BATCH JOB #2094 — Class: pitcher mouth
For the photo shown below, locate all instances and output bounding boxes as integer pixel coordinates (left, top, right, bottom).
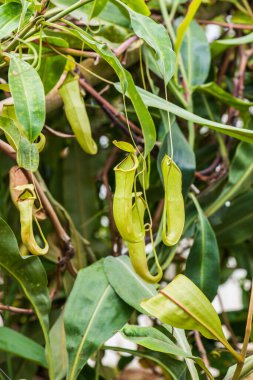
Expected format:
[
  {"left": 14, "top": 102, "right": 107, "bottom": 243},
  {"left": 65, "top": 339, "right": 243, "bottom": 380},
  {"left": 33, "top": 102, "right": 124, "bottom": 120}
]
[{"left": 114, "top": 153, "right": 139, "bottom": 173}]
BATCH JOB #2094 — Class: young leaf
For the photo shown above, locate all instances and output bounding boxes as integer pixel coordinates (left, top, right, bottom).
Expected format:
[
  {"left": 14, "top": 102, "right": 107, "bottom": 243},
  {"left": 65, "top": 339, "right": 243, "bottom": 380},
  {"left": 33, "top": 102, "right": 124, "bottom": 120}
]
[
  {"left": 59, "top": 76, "right": 98, "bottom": 155},
  {"left": 0, "top": 3, "right": 23, "bottom": 40},
  {"left": 196, "top": 82, "right": 253, "bottom": 112},
  {"left": 121, "top": 325, "right": 214, "bottom": 379},
  {"left": 185, "top": 195, "right": 220, "bottom": 301},
  {"left": 0, "top": 218, "right": 54, "bottom": 379},
  {"left": 224, "top": 355, "right": 253, "bottom": 380},
  {"left": 0, "top": 327, "right": 47, "bottom": 368},
  {"left": 104, "top": 255, "right": 156, "bottom": 313},
  {"left": 118, "top": 0, "right": 175, "bottom": 84},
  {"left": 120, "top": 0, "right": 150, "bottom": 15},
  {"left": 113, "top": 140, "right": 136, "bottom": 153},
  {"left": 141, "top": 274, "right": 242, "bottom": 362},
  {"left": 174, "top": 0, "right": 202, "bottom": 57},
  {"left": 8, "top": 55, "right": 46, "bottom": 142},
  {"left": 133, "top": 86, "right": 253, "bottom": 143},
  {"left": 212, "top": 32, "right": 253, "bottom": 56},
  {"left": 64, "top": 259, "right": 132, "bottom": 380}
]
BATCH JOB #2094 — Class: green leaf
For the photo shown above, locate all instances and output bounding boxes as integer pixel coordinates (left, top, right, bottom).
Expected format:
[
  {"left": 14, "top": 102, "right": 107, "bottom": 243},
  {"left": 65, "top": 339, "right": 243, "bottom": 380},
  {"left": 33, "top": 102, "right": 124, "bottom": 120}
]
[
  {"left": 205, "top": 142, "right": 253, "bottom": 216},
  {"left": 215, "top": 190, "right": 253, "bottom": 246},
  {"left": 0, "top": 326, "right": 47, "bottom": 368},
  {"left": 0, "top": 115, "right": 39, "bottom": 172},
  {"left": 212, "top": 32, "right": 253, "bottom": 56},
  {"left": 0, "top": 2, "right": 23, "bottom": 40},
  {"left": 120, "top": 0, "right": 150, "bottom": 16},
  {"left": 196, "top": 82, "right": 253, "bottom": 111},
  {"left": 185, "top": 196, "right": 220, "bottom": 301},
  {"left": 118, "top": 0, "right": 175, "bottom": 84},
  {"left": 141, "top": 274, "right": 241, "bottom": 362},
  {"left": 58, "top": 22, "right": 156, "bottom": 157},
  {"left": 51, "top": 0, "right": 130, "bottom": 26},
  {"left": 49, "top": 313, "right": 68, "bottom": 380},
  {"left": 175, "top": 18, "right": 211, "bottom": 86},
  {"left": 64, "top": 259, "right": 132, "bottom": 380},
  {"left": 8, "top": 55, "right": 46, "bottom": 142},
  {"left": 224, "top": 355, "right": 253, "bottom": 380},
  {"left": 104, "top": 345, "right": 186, "bottom": 380},
  {"left": 173, "top": 328, "right": 200, "bottom": 380},
  {"left": 0, "top": 217, "right": 54, "bottom": 379},
  {"left": 104, "top": 255, "right": 156, "bottom": 313},
  {"left": 113, "top": 140, "right": 136, "bottom": 152},
  {"left": 134, "top": 86, "right": 253, "bottom": 143},
  {"left": 59, "top": 76, "right": 97, "bottom": 155},
  {"left": 121, "top": 325, "right": 214, "bottom": 379},
  {"left": 17, "top": 136, "right": 40, "bottom": 172},
  {"left": 174, "top": 0, "right": 202, "bottom": 57}
]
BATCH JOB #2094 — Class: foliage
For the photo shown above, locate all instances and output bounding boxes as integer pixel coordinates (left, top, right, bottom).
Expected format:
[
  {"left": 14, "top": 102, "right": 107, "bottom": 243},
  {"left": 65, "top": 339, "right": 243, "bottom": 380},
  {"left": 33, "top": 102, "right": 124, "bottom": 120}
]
[{"left": 0, "top": 0, "right": 253, "bottom": 379}]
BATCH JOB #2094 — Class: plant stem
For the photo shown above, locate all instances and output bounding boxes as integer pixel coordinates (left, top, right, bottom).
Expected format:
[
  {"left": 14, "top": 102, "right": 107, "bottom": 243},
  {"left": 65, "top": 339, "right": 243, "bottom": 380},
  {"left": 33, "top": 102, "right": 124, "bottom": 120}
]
[
  {"left": 232, "top": 281, "right": 253, "bottom": 380},
  {"left": 0, "top": 304, "right": 33, "bottom": 314},
  {"left": 46, "top": 0, "right": 93, "bottom": 23},
  {"left": 197, "top": 19, "right": 253, "bottom": 30}
]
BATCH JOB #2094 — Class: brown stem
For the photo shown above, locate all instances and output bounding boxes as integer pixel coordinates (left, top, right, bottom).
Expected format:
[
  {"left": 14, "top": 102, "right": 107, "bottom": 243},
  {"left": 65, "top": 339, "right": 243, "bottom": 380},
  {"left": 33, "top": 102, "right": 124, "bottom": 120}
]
[
  {"left": 113, "top": 36, "right": 139, "bottom": 57},
  {"left": 197, "top": 19, "right": 253, "bottom": 30},
  {"left": 0, "top": 304, "right": 33, "bottom": 314},
  {"left": 217, "top": 293, "right": 239, "bottom": 349},
  {"left": 0, "top": 139, "right": 77, "bottom": 277},
  {"left": 194, "top": 330, "right": 210, "bottom": 375},
  {"left": 43, "top": 125, "right": 75, "bottom": 139},
  {"left": 79, "top": 78, "right": 143, "bottom": 137},
  {"left": 217, "top": 48, "right": 233, "bottom": 86}
]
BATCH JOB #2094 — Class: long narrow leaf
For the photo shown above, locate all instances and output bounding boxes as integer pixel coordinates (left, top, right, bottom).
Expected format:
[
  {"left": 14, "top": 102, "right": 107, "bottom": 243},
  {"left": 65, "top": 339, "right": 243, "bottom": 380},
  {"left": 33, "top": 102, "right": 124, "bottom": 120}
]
[
  {"left": 133, "top": 87, "right": 253, "bottom": 143},
  {"left": 0, "top": 327, "right": 47, "bottom": 368}
]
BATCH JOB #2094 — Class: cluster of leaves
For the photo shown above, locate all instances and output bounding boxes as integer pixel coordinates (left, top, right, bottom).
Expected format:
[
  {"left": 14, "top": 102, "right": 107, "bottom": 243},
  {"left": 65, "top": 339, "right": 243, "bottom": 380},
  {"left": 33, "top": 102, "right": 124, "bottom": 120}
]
[{"left": 1, "top": 0, "right": 253, "bottom": 379}]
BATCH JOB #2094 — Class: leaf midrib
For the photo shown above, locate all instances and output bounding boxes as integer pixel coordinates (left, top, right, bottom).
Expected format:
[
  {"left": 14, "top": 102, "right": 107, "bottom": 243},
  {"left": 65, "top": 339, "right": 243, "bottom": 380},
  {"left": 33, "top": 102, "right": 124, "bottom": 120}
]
[{"left": 69, "top": 285, "right": 111, "bottom": 380}]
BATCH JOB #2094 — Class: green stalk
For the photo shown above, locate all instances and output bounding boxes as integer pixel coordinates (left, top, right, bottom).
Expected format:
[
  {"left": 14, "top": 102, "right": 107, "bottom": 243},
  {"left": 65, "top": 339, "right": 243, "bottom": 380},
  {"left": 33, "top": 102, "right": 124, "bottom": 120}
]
[
  {"left": 159, "top": 0, "right": 194, "bottom": 148},
  {"left": 47, "top": 0, "right": 94, "bottom": 23}
]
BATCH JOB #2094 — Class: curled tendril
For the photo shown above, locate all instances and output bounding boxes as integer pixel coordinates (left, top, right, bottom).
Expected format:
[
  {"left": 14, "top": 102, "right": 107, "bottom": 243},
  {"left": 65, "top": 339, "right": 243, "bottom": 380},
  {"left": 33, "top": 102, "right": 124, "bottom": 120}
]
[
  {"left": 162, "top": 155, "right": 185, "bottom": 246},
  {"left": 16, "top": 184, "right": 49, "bottom": 256},
  {"left": 35, "top": 133, "right": 46, "bottom": 152}
]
